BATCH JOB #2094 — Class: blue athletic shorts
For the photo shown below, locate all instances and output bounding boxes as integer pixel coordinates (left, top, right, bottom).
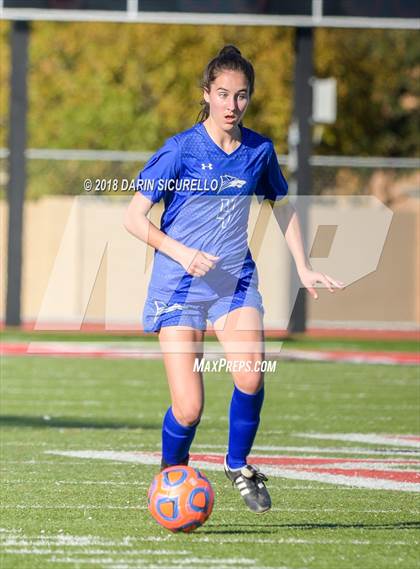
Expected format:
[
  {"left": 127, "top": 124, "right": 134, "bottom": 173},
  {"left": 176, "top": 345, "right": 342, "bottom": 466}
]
[{"left": 143, "top": 286, "right": 264, "bottom": 333}]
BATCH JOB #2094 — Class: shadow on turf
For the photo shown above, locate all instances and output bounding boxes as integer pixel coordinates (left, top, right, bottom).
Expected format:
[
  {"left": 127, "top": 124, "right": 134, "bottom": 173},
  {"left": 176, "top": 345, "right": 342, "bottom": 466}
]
[
  {"left": 201, "top": 521, "right": 420, "bottom": 534},
  {"left": 0, "top": 414, "right": 160, "bottom": 430}
]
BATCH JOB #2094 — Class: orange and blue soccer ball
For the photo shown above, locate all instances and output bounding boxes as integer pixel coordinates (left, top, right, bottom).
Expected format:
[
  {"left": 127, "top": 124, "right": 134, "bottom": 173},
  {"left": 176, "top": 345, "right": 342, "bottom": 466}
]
[{"left": 148, "top": 465, "right": 214, "bottom": 532}]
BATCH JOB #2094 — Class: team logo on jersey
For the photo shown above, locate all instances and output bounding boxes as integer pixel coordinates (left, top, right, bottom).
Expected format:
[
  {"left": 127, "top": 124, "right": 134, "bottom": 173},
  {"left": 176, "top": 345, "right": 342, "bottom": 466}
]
[
  {"left": 201, "top": 163, "right": 213, "bottom": 170},
  {"left": 218, "top": 175, "right": 247, "bottom": 193},
  {"left": 154, "top": 301, "right": 184, "bottom": 322}
]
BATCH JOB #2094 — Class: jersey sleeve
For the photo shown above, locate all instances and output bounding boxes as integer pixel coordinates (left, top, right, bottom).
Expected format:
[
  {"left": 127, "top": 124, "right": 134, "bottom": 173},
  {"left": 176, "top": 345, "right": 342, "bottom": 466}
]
[
  {"left": 135, "top": 136, "right": 180, "bottom": 204},
  {"left": 255, "top": 142, "right": 289, "bottom": 207}
]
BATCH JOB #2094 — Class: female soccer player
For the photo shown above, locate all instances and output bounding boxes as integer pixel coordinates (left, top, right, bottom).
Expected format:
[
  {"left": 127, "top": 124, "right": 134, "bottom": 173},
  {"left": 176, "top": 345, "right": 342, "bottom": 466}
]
[{"left": 124, "top": 45, "right": 344, "bottom": 514}]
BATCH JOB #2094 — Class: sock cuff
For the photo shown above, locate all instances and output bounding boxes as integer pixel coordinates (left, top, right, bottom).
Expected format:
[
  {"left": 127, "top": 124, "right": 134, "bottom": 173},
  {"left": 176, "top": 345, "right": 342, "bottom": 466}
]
[
  {"left": 164, "top": 406, "right": 199, "bottom": 436},
  {"left": 233, "top": 384, "right": 264, "bottom": 402}
]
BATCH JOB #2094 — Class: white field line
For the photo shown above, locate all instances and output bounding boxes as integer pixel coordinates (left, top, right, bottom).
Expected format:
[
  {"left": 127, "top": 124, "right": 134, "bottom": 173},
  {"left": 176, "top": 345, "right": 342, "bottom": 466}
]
[
  {"left": 45, "top": 562, "right": 277, "bottom": 569},
  {"left": 96, "top": 463, "right": 420, "bottom": 473},
  {"left": 297, "top": 433, "right": 420, "bottom": 448},
  {"left": 0, "top": 532, "right": 136, "bottom": 545},
  {"left": 4, "top": 479, "right": 420, "bottom": 505},
  {"left": 1, "top": 552, "right": 270, "bottom": 569},
  {"left": 195, "top": 444, "right": 420, "bottom": 457},
  {"left": 1, "top": 442, "right": 148, "bottom": 448},
  {"left": 54, "top": 563, "right": 279, "bottom": 569},
  {"left": 46, "top": 450, "right": 162, "bottom": 465},
  {"left": 0, "top": 504, "right": 150, "bottom": 510},
  {"left": 2, "top": 459, "right": 155, "bottom": 465},
  {"left": 5, "top": 537, "right": 417, "bottom": 547},
  {"left": 2, "top": 505, "right": 419, "bottom": 515},
  {"left": 1, "top": 441, "right": 50, "bottom": 446},
  {"left": 296, "top": 463, "right": 420, "bottom": 471},
  {"left": 1, "top": 530, "right": 418, "bottom": 548},
  {"left": 23, "top": 341, "right": 161, "bottom": 353},
  {"left": 45, "top": 451, "right": 420, "bottom": 491},
  {"left": 45, "top": 450, "right": 420, "bottom": 467},
  {"left": 1, "top": 400, "right": 102, "bottom": 405},
  {"left": 5, "top": 374, "right": 413, "bottom": 386},
  {"left": 311, "top": 404, "right": 418, "bottom": 410},
  {"left": 1, "top": 461, "right": 124, "bottom": 465},
  {"left": 267, "top": 485, "right": 384, "bottom": 490},
  {"left": 2, "top": 384, "right": 105, "bottom": 392},
  {"left": 0, "top": 477, "right": 396, "bottom": 491},
  {"left": 3, "top": 382, "right": 411, "bottom": 395},
  {"left": 1, "top": 548, "right": 190, "bottom": 556},
  {"left": 2, "top": 480, "right": 150, "bottom": 487},
  {"left": 55, "top": 557, "right": 256, "bottom": 565},
  {"left": 0, "top": 531, "right": 266, "bottom": 569},
  {"left": 211, "top": 507, "right": 420, "bottom": 513},
  {"left": 0, "top": 506, "right": 144, "bottom": 510},
  {"left": 243, "top": 429, "right": 404, "bottom": 435},
  {"left": 143, "top": 536, "right": 419, "bottom": 546},
  {"left": 259, "top": 467, "right": 420, "bottom": 492},
  {"left": 266, "top": 485, "right": 392, "bottom": 490}
]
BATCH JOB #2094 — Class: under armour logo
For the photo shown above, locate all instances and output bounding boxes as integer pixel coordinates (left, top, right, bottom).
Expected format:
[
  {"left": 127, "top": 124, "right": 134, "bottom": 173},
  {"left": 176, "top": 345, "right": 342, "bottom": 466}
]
[{"left": 201, "top": 163, "right": 213, "bottom": 170}]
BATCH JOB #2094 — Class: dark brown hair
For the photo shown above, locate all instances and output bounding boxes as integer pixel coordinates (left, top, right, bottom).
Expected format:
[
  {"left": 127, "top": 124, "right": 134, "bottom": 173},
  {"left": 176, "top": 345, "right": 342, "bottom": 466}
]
[{"left": 196, "top": 45, "right": 255, "bottom": 123}]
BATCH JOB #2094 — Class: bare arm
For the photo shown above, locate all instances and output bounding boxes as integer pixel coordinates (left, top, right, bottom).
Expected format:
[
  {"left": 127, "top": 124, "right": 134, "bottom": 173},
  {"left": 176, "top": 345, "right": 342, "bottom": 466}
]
[
  {"left": 271, "top": 200, "right": 310, "bottom": 273},
  {"left": 271, "top": 199, "right": 344, "bottom": 299},
  {"left": 124, "top": 192, "right": 186, "bottom": 264},
  {"left": 123, "top": 192, "right": 219, "bottom": 277}
]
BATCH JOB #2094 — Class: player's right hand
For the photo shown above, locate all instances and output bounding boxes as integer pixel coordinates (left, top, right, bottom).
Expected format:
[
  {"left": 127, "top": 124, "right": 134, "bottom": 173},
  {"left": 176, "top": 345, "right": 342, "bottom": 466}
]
[{"left": 180, "top": 248, "right": 220, "bottom": 277}]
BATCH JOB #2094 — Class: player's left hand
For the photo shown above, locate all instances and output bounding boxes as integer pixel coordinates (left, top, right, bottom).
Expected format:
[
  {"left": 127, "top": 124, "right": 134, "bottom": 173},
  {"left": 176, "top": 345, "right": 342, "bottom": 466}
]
[{"left": 297, "top": 266, "right": 345, "bottom": 300}]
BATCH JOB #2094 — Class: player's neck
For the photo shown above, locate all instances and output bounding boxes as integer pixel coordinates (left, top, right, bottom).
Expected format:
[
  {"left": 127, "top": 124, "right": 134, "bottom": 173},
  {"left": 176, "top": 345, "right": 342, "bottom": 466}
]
[{"left": 202, "top": 118, "right": 242, "bottom": 153}]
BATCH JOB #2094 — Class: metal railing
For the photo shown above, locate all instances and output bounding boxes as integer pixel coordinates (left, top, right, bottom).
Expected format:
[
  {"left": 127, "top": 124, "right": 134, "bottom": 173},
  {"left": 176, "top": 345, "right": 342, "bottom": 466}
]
[{"left": 0, "top": 148, "right": 418, "bottom": 200}]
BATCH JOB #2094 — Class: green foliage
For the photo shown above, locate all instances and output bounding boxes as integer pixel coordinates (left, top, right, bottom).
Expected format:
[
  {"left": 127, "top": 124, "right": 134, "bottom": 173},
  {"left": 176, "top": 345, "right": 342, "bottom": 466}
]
[
  {"left": 25, "top": 23, "right": 294, "bottom": 152},
  {"left": 0, "top": 22, "right": 418, "bottom": 198},
  {"left": 315, "top": 28, "right": 420, "bottom": 156},
  {"left": 0, "top": 21, "right": 11, "bottom": 148}
]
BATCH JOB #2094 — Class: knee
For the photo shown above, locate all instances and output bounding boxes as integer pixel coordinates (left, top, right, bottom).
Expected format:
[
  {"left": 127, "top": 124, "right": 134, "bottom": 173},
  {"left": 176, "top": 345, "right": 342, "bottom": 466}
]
[
  {"left": 172, "top": 404, "right": 203, "bottom": 427},
  {"left": 234, "top": 371, "right": 264, "bottom": 395}
]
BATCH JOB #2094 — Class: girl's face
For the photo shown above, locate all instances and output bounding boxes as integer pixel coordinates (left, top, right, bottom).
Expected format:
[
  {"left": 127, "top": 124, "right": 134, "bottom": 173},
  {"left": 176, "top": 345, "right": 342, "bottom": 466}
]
[{"left": 204, "top": 69, "right": 250, "bottom": 130}]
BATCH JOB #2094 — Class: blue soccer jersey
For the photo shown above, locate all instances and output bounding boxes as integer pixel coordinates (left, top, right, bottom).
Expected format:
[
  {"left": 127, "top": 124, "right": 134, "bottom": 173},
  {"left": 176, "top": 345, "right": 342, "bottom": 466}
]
[{"left": 136, "top": 122, "right": 288, "bottom": 305}]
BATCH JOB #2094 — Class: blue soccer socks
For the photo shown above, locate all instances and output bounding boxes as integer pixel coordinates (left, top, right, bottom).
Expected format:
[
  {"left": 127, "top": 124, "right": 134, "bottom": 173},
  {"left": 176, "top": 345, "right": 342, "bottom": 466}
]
[
  {"left": 161, "top": 386, "right": 264, "bottom": 469},
  {"left": 161, "top": 406, "right": 198, "bottom": 466},
  {"left": 227, "top": 385, "right": 265, "bottom": 470}
]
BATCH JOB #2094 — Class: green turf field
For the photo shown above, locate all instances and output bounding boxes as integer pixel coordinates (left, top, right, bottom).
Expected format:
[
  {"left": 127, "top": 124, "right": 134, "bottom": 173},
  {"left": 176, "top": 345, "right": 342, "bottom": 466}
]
[{"left": 1, "top": 341, "right": 419, "bottom": 569}]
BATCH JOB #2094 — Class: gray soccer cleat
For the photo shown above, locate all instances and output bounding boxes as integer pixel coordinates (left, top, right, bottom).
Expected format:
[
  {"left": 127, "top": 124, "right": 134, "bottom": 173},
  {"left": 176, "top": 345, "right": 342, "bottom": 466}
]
[{"left": 224, "top": 455, "right": 271, "bottom": 514}]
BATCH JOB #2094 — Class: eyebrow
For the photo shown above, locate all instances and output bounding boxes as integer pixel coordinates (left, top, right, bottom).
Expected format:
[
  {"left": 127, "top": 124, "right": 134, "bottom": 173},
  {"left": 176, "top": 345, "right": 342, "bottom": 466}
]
[{"left": 216, "top": 87, "right": 248, "bottom": 93}]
